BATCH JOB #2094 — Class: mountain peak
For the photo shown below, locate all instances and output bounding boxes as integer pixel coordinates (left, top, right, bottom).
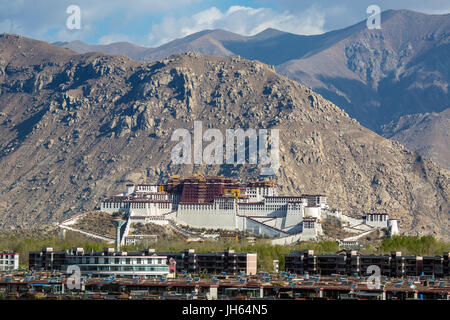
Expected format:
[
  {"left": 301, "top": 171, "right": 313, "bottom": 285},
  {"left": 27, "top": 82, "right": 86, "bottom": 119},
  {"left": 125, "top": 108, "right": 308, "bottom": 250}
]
[{"left": 252, "top": 28, "right": 287, "bottom": 40}]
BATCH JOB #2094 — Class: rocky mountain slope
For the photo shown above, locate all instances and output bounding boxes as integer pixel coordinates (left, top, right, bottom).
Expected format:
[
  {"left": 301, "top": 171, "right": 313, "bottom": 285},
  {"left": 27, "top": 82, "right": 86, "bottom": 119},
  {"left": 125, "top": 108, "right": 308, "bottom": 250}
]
[
  {"left": 381, "top": 108, "right": 450, "bottom": 170},
  {"left": 1, "top": 34, "right": 449, "bottom": 240},
  {"left": 54, "top": 40, "right": 150, "bottom": 59},
  {"left": 58, "top": 10, "right": 450, "bottom": 130},
  {"left": 277, "top": 10, "right": 450, "bottom": 131},
  {"left": 57, "top": 29, "right": 245, "bottom": 62},
  {"left": 58, "top": 10, "right": 450, "bottom": 170}
]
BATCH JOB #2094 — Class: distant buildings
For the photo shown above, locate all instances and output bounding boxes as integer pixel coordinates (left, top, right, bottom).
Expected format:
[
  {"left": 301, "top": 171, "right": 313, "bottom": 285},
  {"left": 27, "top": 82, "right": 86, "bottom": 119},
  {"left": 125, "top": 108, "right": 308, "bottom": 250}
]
[
  {"left": 0, "top": 252, "right": 19, "bottom": 271},
  {"left": 28, "top": 247, "right": 450, "bottom": 278},
  {"left": 98, "top": 175, "right": 400, "bottom": 245},
  {"left": 285, "top": 250, "right": 450, "bottom": 277},
  {"left": 363, "top": 213, "right": 399, "bottom": 235},
  {"left": 100, "top": 175, "right": 328, "bottom": 243},
  {"left": 28, "top": 248, "right": 257, "bottom": 277}
]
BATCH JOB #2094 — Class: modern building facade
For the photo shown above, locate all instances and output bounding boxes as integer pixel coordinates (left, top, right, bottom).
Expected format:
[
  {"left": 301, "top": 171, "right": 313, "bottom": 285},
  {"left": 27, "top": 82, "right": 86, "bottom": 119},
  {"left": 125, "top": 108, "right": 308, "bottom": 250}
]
[
  {"left": 62, "top": 248, "right": 169, "bottom": 278},
  {"left": 285, "top": 250, "right": 450, "bottom": 277},
  {"left": 29, "top": 247, "right": 66, "bottom": 271},
  {"left": 29, "top": 247, "right": 168, "bottom": 278},
  {"left": 29, "top": 248, "right": 257, "bottom": 276},
  {"left": 0, "top": 252, "right": 19, "bottom": 271},
  {"left": 156, "top": 249, "right": 257, "bottom": 276}
]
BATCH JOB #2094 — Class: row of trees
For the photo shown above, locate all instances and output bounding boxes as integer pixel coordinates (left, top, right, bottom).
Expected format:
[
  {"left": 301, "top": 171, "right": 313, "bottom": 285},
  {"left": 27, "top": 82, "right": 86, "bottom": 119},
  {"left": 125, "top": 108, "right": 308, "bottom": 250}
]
[
  {"left": 379, "top": 235, "right": 450, "bottom": 256},
  {"left": 123, "top": 239, "right": 341, "bottom": 271},
  {"left": 0, "top": 231, "right": 106, "bottom": 268}
]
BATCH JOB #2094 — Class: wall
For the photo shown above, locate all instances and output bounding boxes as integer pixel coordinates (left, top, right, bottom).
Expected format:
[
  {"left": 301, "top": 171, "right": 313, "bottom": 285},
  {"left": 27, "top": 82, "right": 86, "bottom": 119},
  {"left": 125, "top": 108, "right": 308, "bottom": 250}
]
[
  {"left": 100, "top": 201, "right": 129, "bottom": 214},
  {"left": 246, "top": 254, "right": 257, "bottom": 275},
  {"left": 284, "top": 203, "right": 304, "bottom": 230},
  {"left": 388, "top": 220, "right": 399, "bottom": 236},
  {"left": 176, "top": 210, "right": 236, "bottom": 230},
  {"left": 240, "top": 216, "right": 287, "bottom": 237},
  {"left": 304, "top": 207, "right": 320, "bottom": 218},
  {"left": 270, "top": 233, "right": 303, "bottom": 245},
  {"left": 364, "top": 215, "right": 389, "bottom": 228}
]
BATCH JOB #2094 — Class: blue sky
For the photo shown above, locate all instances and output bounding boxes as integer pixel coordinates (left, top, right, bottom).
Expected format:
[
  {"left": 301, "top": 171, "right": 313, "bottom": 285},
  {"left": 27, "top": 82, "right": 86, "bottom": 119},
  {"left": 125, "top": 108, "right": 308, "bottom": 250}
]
[{"left": 1, "top": 0, "right": 449, "bottom": 47}]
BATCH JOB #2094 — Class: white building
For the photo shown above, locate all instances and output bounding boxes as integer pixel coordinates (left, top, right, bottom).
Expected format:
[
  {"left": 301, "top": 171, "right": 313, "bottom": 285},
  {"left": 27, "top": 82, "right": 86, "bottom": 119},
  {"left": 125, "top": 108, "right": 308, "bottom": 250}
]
[
  {"left": 99, "top": 180, "right": 327, "bottom": 242},
  {"left": 0, "top": 252, "right": 19, "bottom": 271},
  {"left": 98, "top": 179, "right": 402, "bottom": 245},
  {"left": 63, "top": 248, "right": 169, "bottom": 279},
  {"left": 388, "top": 219, "right": 399, "bottom": 236},
  {"left": 242, "top": 184, "right": 278, "bottom": 201},
  {"left": 363, "top": 213, "right": 390, "bottom": 228},
  {"left": 301, "top": 217, "right": 321, "bottom": 241},
  {"left": 361, "top": 212, "right": 400, "bottom": 237}
]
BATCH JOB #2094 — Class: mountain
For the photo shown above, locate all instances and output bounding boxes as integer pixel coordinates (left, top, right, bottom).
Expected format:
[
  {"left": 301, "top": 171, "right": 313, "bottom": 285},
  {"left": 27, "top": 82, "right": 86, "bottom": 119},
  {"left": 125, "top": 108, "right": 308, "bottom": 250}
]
[
  {"left": 57, "top": 29, "right": 246, "bottom": 62},
  {"left": 140, "top": 30, "right": 246, "bottom": 61},
  {"left": 56, "top": 40, "right": 150, "bottom": 59},
  {"left": 57, "top": 10, "right": 450, "bottom": 170},
  {"left": 1, "top": 34, "right": 449, "bottom": 239},
  {"left": 57, "top": 10, "right": 450, "bottom": 129},
  {"left": 276, "top": 9, "right": 450, "bottom": 131},
  {"left": 381, "top": 108, "right": 450, "bottom": 170}
]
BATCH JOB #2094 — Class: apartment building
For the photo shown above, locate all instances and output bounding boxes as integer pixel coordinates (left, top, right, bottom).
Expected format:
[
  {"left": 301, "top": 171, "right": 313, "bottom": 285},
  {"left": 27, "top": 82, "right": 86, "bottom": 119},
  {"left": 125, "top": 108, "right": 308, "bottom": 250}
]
[
  {"left": 285, "top": 250, "right": 450, "bottom": 277},
  {"left": 0, "top": 252, "right": 19, "bottom": 271},
  {"left": 29, "top": 248, "right": 257, "bottom": 276},
  {"left": 284, "top": 250, "right": 317, "bottom": 275},
  {"left": 156, "top": 249, "right": 257, "bottom": 276},
  {"left": 29, "top": 247, "right": 67, "bottom": 271},
  {"left": 62, "top": 248, "right": 169, "bottom": 278},
  {"left": 29, "top": 247, "right": 168, "bottom": 278}
]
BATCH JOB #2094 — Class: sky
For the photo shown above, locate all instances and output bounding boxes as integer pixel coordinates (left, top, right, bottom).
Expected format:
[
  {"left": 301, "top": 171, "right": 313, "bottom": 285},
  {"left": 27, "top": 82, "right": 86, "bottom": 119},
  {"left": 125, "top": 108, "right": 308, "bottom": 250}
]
[{"left": 0, "top": 0, "right": 449, "bottom": 47}]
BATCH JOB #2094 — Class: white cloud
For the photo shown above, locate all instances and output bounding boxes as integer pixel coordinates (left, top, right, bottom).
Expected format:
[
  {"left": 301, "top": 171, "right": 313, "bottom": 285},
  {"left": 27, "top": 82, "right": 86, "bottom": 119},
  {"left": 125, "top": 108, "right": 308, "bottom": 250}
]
[
  {"left": 146, "top": 5, "right": 325, "bottom": 46},
  {"left": 2, "top": 0, "right": 446, "bottom": 48},
  {"left": 272, "top": 0, "right": 450, "bottom": 30},
  {"left": 0, "top": 0, "right": 202, "bottom": 42}
]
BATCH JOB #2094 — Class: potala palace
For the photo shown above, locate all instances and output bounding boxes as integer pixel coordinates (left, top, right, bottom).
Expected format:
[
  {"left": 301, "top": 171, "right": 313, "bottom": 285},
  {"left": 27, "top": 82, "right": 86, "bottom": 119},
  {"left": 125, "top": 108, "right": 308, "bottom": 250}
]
[{"left": 98, "top": 175, "right": 399, "bottom": 245}]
